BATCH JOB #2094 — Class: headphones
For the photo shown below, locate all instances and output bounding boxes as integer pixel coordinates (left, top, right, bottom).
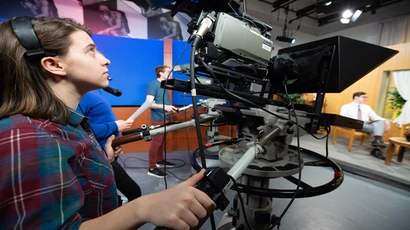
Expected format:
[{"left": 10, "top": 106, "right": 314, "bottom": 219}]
[
  {"left": 11, "top": 16, "right": 57, "bottom": 61},
  {"left": 11, "top": 16, "right": 123, "bottom": 97}
]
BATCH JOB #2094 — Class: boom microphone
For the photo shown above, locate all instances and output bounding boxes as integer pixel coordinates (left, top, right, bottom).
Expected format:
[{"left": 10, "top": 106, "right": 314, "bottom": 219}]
[{"left": 103, "top": 86, "right": 122, "bottom": 97}]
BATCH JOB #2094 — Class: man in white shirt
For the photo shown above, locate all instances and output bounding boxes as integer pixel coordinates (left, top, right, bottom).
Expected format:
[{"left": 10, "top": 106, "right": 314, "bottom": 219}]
[{"left": 340, "top": 92, "right": 391, "bottom": 159}]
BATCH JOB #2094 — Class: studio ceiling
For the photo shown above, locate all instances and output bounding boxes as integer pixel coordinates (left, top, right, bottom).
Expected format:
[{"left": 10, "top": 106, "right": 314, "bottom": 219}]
[
  {"left": 244, "top": 0, "right": 410, "bottom": 36},
  {"left": 131, "top": 0, "right": 410, "bottom": 36}
]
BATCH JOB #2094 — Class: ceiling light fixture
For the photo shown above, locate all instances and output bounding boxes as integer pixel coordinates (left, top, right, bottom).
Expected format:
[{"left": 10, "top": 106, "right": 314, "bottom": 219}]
[
  {"left": 276, "top": 6, "right": 296, "bottom": 44},
  {"left": 340, "top": 18, "right": 350, "bottom": 24},
  {"left": 342, "top": 9, "right": 353, "bottom": 18},
  {"left": 276, "top": 36, "right": 296, "bottom": 44},
  {"left": 324, "top": 1, "right": 332, "bottom": 6},
  {"left": 351, "top": 9, "right": 362, "bottom": 22}
]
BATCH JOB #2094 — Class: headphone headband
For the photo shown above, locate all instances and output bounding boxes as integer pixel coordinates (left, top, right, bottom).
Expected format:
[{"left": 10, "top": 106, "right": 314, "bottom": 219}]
[{"left": 11, "top": 16, "right": 57, "bottom": 61}]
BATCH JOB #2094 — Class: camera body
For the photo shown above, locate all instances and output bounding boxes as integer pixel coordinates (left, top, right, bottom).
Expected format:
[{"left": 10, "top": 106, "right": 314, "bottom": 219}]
[{"left": 212, "top": 12, "right": 273, "bottom": 66}]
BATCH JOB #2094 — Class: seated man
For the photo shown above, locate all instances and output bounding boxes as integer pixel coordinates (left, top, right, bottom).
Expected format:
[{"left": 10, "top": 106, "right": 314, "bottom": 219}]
[{"left": 340, "top": 92, "right": 391, "bottom": 160}]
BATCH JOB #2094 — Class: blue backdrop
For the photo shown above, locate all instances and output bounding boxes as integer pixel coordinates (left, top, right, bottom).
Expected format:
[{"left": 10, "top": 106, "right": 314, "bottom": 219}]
[
  {"left": 171, "top": 40, "right": 191, "bottom": 106},
  {"left": 0, "top": 17, "right": 197, "bottom": 106},
  {"left": 171, "top": 41, "right": 207, "bottom": 106},
  {"left": 93, "top": 34, "right": 164, "bottom": 106}
]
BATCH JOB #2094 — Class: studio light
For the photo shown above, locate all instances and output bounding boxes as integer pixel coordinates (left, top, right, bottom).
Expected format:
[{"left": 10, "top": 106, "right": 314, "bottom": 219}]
[
  {"left": 276, "top": 36, "right": 296, "bottom": 44},
  {"left": 342, "top": 9, "right": 353, "bottom": 18},
  {"left": 351, "top": 10, "right": 362, "bottom": 22},
  {"left": 277, "top": 6, "right": 295, "bottom": 45},
  {"left": 340, "top": 18, "right": 350, "bottom": 24}
]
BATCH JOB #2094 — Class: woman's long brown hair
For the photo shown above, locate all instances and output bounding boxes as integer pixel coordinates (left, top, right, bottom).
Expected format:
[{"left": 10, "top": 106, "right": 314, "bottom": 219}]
[{"left": 0, "top": 17, "right": 92, "bottom": 124}]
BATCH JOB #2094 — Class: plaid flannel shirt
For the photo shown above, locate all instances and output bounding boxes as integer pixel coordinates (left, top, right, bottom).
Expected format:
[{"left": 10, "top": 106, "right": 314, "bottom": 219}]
[{"left": 0, "top": 110, "right": 118, "bottom": 229}]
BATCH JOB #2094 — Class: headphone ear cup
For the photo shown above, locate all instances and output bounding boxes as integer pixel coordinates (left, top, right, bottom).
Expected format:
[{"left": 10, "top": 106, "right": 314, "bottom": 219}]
[{"left": 11, "top": 16, "right": 57, "bottom": 61}]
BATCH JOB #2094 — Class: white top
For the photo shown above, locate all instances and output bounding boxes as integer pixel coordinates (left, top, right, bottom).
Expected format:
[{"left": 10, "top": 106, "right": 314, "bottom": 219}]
[{"left": 340, "top": 102, "right": 385, "bottom": 122}]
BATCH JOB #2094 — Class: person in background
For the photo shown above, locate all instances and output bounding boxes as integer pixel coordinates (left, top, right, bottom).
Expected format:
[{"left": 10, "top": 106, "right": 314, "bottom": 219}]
[
  {"left": 77, "top": 89, "right": 141, "bottom": 205},
  {"left": 97, "top": 4, "right": 133, "bottom": 38},
  {"left": 146, "top": 65, "right": 178, "bottom": 178},
  {"left": 21, "top": 0, "right": 58, "bottom": 18},
  {"left": 340, "top": 91, "right": 391, "bottom": 160},
  {"left": 0, "top": 16, "right": 212, "bottom": 229},
  {"left": 128, "top": 0, "right": 162, "bottom": 18},
  {"left": 159, "top": 16, "right": 183, "bottom": 40}
]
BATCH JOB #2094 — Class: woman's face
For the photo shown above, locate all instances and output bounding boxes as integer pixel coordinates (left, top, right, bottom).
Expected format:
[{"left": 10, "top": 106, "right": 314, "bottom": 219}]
[{"left": 61, "top": 30, "right": 110, "bottom": 94}]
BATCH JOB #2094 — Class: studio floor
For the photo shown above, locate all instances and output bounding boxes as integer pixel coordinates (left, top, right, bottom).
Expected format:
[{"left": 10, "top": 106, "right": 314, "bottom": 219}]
[{"left": 117, "top": 134, "right": 410, "bottom": 230}]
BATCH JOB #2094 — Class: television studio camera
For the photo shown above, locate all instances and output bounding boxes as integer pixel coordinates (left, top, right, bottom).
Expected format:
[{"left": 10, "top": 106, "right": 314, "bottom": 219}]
[{"left": 114, "top": 0, "right": 398, "bottom": 229}]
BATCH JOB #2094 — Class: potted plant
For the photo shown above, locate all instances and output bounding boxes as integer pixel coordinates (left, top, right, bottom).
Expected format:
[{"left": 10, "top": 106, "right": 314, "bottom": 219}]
[
  {"left": 387, "top": 87, "right": 406, "bottom": 119},
  {"left": 276, "top": 93, "right": 306, "bottom": 104}
]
